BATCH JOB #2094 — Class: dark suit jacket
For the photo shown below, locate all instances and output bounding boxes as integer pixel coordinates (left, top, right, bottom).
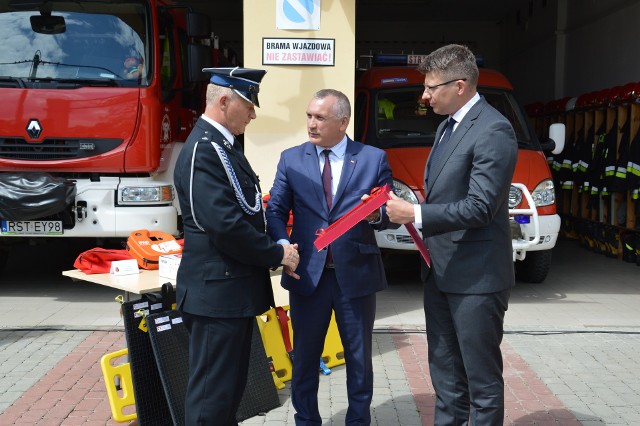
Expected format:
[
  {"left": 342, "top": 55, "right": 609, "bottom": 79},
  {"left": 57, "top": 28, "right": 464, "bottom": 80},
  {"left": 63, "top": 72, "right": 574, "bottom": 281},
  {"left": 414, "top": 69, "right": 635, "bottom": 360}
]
[
  {"left": 421, "top": 97, "right": 518, "bottom": 294},
  {"left": 173, "top": 118, "right": 281, "bottom": 318},
  {"left": 266, "top": 139, "right": 395, "bottom": 299}
]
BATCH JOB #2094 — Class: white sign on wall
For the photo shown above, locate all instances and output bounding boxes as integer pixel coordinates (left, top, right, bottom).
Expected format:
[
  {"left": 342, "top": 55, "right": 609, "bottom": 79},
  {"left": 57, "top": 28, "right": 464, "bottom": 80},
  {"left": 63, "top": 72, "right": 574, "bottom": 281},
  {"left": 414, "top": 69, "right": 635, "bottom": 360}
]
[
  {"left": 263, "top": 38, "right": 335, "bottom": 66},
  {"left": 276, "top": 0, "right": 321, "bottom": 30}
]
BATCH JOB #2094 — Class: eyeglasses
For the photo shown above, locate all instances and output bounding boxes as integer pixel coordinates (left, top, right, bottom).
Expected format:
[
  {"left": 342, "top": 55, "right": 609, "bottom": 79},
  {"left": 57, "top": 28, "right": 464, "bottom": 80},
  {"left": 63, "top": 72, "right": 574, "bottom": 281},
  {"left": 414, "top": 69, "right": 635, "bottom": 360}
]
[{"left": 423, "top": 78, "right": 467, "bottom": 94}]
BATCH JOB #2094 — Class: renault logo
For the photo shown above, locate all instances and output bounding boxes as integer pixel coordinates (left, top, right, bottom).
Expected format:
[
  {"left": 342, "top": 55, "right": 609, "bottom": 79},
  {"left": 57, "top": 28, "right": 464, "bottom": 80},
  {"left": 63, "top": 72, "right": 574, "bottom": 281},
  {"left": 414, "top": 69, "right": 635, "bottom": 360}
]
[{"left": 26, "top": 119, "right": 42, "bottom": 140}]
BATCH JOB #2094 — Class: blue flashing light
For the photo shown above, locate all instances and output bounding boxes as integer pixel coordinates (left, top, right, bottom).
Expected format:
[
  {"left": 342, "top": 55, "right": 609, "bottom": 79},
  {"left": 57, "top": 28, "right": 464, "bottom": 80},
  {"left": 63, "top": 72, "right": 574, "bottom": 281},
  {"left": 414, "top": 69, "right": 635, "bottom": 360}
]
[
  {"left": 373, "top": 54, "right": 408, "bottom": 66},
  {"left": 380, "top": 77, "right": 409, "bottom": 85},
  {"left": 514, "top": 215, "right": 530, "bottom": 224},
  {"left": 371, "top": 52, "right": 486, "bottom": 68}
]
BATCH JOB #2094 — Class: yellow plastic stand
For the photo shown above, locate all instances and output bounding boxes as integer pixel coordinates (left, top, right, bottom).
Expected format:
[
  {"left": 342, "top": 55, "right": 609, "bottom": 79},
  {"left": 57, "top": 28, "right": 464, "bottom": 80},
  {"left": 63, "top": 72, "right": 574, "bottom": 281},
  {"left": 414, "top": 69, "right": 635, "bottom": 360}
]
[
  {"left": 321, "top": 310, "right": 345, "bottom": 368},
  {"left": 256, "top": 306, "right": 345, "bottom": 388},
  {"left": 100, "top": 348, "right": 137, "bottom": 423},
  {"left": 256, "top": 307, "right": 293, "bottom": 384}
]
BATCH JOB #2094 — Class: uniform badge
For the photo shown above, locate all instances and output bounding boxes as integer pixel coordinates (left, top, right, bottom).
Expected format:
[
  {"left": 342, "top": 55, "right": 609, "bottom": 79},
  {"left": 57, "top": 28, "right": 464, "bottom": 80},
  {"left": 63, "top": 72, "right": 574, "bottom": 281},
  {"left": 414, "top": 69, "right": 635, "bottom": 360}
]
[{"left": 223, "top": 140, "right": 233, "bottom": 151}]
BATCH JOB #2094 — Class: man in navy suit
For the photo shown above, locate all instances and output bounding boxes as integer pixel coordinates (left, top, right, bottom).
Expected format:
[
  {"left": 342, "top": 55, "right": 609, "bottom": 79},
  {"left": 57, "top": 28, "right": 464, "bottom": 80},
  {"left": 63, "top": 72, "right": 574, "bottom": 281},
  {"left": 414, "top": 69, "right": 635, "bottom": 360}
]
[
  {"left": 174, "top": 67, "right": 299, "bottom": 426},
  {"left": 266, "top": 89, "right": 396, "bottom": 425},
  {"left": 386, "top": 44, "right": 518, "bottom": 425}
]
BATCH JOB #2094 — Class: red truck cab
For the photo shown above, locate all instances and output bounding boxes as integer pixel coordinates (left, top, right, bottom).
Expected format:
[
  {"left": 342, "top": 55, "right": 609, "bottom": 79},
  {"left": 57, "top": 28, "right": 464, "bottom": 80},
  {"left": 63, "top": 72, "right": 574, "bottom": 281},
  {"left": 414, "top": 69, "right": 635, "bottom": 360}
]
[
  {"left": 354, "top": 54, "right": 565, "bottom": 282},
  {"left": 0, "top": 0, "right": 213, "bottom": 271}
]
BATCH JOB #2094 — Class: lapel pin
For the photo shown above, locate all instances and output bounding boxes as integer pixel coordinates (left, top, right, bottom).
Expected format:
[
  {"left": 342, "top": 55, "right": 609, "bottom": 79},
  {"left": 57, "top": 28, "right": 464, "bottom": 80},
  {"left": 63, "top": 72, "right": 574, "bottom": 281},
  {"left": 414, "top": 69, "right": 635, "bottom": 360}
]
[{"left": 223, "top": 140, "right": 232, "bottom": 151}]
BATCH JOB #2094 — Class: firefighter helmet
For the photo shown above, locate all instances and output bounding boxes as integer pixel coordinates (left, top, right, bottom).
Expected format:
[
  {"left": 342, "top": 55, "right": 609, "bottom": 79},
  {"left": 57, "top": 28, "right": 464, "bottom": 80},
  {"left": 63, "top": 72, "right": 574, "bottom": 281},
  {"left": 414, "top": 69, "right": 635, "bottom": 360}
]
[
  {"left": 618, "top": 81, "right": 640, "bottom": 105},
  {"left": 575, "top": 92, "right": 592, "bottom": 110},
  {"left": 601, "top": 86, "right": 622, "bottom": 107}
]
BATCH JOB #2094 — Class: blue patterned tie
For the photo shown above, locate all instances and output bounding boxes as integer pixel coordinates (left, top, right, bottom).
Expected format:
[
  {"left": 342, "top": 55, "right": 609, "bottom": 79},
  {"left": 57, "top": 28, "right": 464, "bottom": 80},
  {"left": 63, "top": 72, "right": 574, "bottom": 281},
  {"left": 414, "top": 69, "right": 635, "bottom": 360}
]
[{"left": 426, "top": 117, "right": 455, "bottom": 186}]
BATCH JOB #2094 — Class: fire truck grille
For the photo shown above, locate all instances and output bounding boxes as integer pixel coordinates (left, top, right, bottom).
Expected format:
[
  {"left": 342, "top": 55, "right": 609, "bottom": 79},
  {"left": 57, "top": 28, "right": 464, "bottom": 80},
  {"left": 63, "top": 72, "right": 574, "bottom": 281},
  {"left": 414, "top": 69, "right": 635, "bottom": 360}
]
[{"left": 0, "top": 138, "right": 123, "bottom": 160}]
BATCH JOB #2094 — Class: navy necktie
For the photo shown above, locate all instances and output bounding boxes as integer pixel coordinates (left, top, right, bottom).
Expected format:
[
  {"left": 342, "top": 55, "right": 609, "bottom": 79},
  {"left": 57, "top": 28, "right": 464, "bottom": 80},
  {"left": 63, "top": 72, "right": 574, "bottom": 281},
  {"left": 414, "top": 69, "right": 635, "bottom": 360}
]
[
  {"left": 322, "top": 149, "right": 333, "bottom": 210},
  {"left": 232, "top": 139, "right": 247, "bottom": 163},
  {"left": 427, "top": 117, "right": 455, "bottom": 184},
  {"left": 233, "top": 137, "right": 243, "bottom": 153},
  {"left": 321, "top": 149, "right": 334, "bottom": 266}
]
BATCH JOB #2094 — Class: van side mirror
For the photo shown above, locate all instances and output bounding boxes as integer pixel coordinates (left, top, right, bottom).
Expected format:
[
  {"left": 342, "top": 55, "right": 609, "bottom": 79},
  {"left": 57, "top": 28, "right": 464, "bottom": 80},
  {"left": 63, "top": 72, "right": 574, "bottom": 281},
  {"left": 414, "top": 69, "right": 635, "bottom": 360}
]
[{"left": 539, "top": 123, "right": 565, "bottom": 155}]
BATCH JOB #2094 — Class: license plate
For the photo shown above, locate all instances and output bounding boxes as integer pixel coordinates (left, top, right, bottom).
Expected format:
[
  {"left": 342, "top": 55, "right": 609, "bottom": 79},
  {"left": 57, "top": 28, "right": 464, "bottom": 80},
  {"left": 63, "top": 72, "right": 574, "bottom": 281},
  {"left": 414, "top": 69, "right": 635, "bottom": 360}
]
[{"left": 1, "top": 220, "right": 63, "bottom": 235}]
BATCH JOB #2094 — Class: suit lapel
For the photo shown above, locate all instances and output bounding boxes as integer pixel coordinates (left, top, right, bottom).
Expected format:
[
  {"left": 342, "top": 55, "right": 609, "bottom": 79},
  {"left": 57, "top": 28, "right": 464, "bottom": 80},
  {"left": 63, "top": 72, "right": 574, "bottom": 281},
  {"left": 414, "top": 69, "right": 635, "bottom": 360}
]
[
  {"left": 425, "top": 99, "right": 487, "bottom": 198},
  {"left": 424, "top": 120, "right": 448, "bottom": 182},
  {"left": 304, "top": 143, "right": 329, "bottom": 214}
]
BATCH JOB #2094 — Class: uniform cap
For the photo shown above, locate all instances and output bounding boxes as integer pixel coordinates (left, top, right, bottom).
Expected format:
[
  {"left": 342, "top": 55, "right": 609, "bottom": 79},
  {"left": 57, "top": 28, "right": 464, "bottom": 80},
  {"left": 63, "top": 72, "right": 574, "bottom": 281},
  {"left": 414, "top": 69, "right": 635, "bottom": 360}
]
[{"left": 202, "top": 66, "right": 267, "bottom": 107}]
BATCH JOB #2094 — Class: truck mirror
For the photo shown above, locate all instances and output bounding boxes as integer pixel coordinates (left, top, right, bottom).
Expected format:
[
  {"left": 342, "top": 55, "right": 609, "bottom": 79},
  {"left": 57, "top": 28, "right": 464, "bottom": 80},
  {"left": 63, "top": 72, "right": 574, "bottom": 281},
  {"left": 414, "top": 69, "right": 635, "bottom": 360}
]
[
  {"left": 539, "top": 123, "right": 565, "bottom": 155},
  {"left": 186, "top": 12, "right": 210, "bottom": 38},
  {"left": 188, "top": 44, "right": 212, "bottom": 83},
  {"left": 548, "top": 123, "right": 565, "bottom": 155},
  {"left": 30, "top": 14, "right": 66, "bottom": 35}
]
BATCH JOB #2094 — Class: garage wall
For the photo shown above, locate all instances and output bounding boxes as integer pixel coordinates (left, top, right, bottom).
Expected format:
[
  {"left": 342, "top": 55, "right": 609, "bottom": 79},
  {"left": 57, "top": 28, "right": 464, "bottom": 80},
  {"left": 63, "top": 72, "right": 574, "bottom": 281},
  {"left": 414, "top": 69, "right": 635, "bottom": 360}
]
[
  {"left": 192, "top": 0, "right": 640, "bottom": 110},
  {"left": 242, "top": 0, "right": 357, "bottom": 191},
  {"left": 504, "top": 0, "right": 640, "bottom": 105},
  {"left": 503, "top": 0, "right": 560, "bottom": 105},
  {"left": 564, "top": 0, "right": 640, "bottom": 97}
]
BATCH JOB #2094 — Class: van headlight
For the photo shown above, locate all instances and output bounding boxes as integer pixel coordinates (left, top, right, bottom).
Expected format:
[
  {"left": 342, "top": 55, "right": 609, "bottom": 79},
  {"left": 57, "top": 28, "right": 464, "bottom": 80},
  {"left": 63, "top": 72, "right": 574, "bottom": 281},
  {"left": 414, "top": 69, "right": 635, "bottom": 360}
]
[
  {"left": 531, "top": 179, "right": 555, "bottom": 207},
  {"left": 119, "top": 185, "right": 174, "bottom": 205},
  {"left": 509, "top": 185, "right": 522, "bottom": 209},
  {"left": 392, "top": 179, "right": 419, "bottom": 204},
  {"left": 508, "top": 179, "right": 555, "bottom": 209}
]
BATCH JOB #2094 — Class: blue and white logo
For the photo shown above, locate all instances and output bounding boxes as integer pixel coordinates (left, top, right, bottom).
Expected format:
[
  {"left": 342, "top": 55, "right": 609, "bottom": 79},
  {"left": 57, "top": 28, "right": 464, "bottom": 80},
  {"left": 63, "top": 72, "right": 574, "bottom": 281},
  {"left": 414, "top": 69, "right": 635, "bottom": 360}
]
[{"left": 276, "top": 0, "right": 320, "bottom": 30}]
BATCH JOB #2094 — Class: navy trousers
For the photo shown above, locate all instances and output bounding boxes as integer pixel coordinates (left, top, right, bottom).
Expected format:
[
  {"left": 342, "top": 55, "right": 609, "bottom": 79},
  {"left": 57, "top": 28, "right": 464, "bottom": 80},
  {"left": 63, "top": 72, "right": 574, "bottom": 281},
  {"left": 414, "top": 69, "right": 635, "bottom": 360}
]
[
  {"left": 182, "top": 312, "right": 254, "bottom": 426},
  {"left": 289, "top": 268, "right": 377, "bottom": 425}
]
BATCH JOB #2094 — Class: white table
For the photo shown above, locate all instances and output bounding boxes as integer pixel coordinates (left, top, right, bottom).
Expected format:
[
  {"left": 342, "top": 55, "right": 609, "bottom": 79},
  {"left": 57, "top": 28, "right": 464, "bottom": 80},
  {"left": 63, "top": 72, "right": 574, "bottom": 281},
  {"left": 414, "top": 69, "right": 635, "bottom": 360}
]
[
  {"left": 63, "top": 268, "right": 289, "bottom": 305},
  {"left": 62, "top": 269, "right": 175, "bottom": 298}
]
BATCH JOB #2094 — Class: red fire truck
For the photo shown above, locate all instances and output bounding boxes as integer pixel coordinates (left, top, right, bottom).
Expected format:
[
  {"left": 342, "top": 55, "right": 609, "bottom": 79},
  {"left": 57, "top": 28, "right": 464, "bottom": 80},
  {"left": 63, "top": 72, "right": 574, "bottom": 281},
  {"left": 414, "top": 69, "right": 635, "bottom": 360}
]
[
  {"left": 0, "top": 0, "right": 213, "bottom": 271},
  {"left": 354, "top": 54, "right": 565, "bottom": 282}
]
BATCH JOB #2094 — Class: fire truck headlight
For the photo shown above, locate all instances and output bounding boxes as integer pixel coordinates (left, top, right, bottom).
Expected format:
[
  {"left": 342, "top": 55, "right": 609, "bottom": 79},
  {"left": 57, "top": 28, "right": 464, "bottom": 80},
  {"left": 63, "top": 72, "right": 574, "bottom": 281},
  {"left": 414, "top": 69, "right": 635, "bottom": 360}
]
[
  {"left": 120, "top": 185, "right": 174, "bottom": 205},
  {"left": 531, "top": 179, "right": 555, "bottom": 207},
  {"left": 393, "top": 179, "right": 419, "bottom": 204}
]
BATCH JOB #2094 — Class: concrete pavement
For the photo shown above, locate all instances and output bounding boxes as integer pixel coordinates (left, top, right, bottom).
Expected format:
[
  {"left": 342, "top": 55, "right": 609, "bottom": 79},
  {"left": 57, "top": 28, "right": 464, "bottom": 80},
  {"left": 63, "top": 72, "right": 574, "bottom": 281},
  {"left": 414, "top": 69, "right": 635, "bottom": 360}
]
[{"left": 0, "top": 237, "right": 639, "bottom": 424}]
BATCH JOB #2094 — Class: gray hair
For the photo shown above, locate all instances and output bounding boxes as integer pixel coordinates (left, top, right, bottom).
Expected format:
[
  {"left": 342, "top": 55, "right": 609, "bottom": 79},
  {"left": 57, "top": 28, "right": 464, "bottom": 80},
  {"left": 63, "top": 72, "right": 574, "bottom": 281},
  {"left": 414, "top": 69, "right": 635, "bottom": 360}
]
[
  {"left": 206, "top": 83, "right": 237, "bottom": 105},
  {"left": 417, "top": 44, "right": 479, "bottom": 87},
  {"left": 313, "top": 89, "right": 351, "bottom": 119}
]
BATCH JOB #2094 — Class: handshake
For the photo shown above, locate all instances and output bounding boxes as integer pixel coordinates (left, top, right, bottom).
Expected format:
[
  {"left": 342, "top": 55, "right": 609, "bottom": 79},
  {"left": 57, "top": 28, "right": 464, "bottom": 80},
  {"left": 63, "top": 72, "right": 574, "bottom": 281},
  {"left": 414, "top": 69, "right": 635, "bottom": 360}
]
[{"left": 281, "top": 243, "right": 301, "bottom": 280}]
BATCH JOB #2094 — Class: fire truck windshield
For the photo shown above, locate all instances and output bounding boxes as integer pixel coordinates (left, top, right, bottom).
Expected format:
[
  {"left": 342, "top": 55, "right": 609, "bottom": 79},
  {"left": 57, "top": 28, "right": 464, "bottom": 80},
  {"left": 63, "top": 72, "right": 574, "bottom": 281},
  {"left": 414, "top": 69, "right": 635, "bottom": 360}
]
[{"left": 0, "top": 1, "right": 150, "bottom": 86}]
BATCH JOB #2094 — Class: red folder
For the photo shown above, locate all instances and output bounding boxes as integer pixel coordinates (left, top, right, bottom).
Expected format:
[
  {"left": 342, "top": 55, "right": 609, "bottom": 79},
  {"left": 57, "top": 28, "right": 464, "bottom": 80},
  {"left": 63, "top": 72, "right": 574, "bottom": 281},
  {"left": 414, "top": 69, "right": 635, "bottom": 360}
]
[
  {"left": 313, "top": 185, "right": 431, "bottom": 267},
  {"left": 405, "top": 222, "right": 431, "bottom": 267}
]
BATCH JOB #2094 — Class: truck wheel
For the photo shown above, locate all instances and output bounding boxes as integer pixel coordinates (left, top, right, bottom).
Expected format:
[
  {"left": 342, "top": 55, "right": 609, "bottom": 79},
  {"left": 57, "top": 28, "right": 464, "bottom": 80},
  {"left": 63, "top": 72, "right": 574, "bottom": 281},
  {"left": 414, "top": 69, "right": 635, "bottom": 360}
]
[{"left": 515, "top": 250, "right": 552, "bottom": 283}]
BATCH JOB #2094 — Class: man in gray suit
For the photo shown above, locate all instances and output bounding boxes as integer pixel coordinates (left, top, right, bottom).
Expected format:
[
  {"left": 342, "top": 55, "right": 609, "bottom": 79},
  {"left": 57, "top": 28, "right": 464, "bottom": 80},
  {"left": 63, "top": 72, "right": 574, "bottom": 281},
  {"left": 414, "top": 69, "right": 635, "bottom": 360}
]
[{"left": 385, "top": 44, "right": 518, "bottom": 425}]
